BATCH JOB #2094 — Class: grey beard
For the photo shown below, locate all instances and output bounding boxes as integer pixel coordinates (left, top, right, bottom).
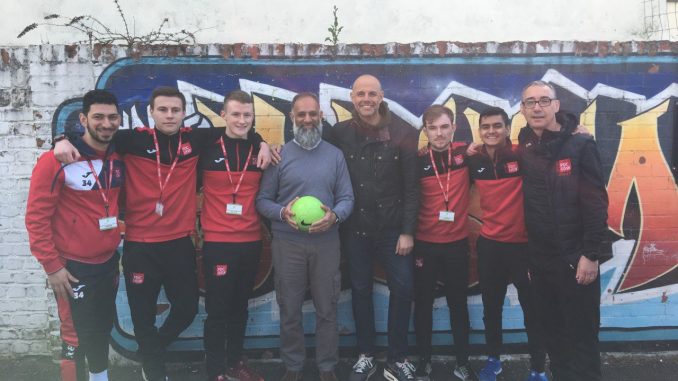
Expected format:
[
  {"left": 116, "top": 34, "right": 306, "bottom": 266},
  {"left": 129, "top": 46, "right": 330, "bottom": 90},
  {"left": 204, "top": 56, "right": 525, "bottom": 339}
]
[{"left": 293, "top": 122, "right": 322, "bottom": 150}]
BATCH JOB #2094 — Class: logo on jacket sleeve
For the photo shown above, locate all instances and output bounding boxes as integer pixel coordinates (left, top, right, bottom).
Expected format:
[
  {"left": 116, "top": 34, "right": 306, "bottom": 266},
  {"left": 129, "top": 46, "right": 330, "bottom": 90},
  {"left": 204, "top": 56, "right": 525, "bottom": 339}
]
[
  {"left": 180, "top": 142, "right": 193, "bottom": 156},
  {"left": 214, "top": 264, "right": 228, "bottom": 277},
  {"left": 250, "top": 154, "right": 258, "bottom": 166},
  {"left": 505, "top": 161, "right": 519, "bottom": 174},
  {"left": 557, "top": 158, "right": 572, "bottom": 176},
  {"left": 453, "top": 154, "right": 464, "bottom": 166},
  {"left": 132, "top": 272, "right": 145, "bottom": 284}
]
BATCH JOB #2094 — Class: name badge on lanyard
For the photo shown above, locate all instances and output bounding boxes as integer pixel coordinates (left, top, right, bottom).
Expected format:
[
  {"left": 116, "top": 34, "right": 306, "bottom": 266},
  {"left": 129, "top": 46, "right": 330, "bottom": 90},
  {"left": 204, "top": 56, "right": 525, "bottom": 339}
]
[
  {"left": 226, "top": 203, "right": 243, "bottom": 215},
  {"left": 220, "top": 137, "right": 253, "bottom": 217},
  {"left": 155, "top": 201, "right": 164, "bottom": 216},
  {"left": 99, "top": 216, "right": 118, "bottom": 230},
  {"left": 430, "top": 145, "right": 455, "bottom": 223},
  {"left": 438, "top": 211, "right": 455, "bottom": 222},
  {"left": 152, "top": 129, "right": 182, "bottom": 218},
  {"left": 86, "top": 158, "right": 118, "bottom": 230}
]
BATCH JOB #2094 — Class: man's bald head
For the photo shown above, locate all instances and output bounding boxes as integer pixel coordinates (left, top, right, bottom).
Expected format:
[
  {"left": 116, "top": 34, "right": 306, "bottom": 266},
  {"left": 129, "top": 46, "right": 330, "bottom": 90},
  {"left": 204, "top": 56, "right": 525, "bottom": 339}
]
[
  {"left": 352, "top": 74, "right": 382, "bottom": 91},
  {"left": 350, "top": 74, "right": 384, "bottom": 125}
]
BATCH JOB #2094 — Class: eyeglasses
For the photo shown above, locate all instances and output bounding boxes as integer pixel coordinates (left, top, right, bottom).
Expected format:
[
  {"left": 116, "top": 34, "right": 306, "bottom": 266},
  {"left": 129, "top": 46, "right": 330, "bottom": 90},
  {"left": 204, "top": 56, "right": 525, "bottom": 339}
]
[{"left": 522, "top": 97, "right": 556, "bottom": 109}]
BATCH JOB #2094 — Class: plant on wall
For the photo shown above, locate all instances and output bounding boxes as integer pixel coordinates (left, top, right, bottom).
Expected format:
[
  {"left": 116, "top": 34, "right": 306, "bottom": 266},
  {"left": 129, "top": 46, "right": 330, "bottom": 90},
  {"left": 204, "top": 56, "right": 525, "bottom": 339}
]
[
  {"left": 17, "top": 0, "right": 198, "bottom": 46},
  {"left": 325, "top": 5, "right": 344, "bottom": 56}
]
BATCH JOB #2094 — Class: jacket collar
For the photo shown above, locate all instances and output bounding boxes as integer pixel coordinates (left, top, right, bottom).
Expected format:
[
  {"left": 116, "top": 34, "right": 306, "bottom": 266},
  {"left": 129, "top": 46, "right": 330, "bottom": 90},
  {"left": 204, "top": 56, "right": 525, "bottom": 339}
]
[
  {"left": 73, "top": 134, "right": 115, "bottom": 159},
  {"left": 351, "top": 102, "right": 392, "bottom": 142},
  {"left": 518, "top": 111, "right": 578, "bottom": 157}
]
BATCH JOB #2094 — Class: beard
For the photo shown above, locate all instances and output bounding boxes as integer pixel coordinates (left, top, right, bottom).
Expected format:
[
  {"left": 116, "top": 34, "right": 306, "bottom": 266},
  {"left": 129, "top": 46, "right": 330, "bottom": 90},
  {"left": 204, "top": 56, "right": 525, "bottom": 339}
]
[
  {"left": 85, "top": 123, "right": 114, "bottom": 145},
  {"left": 293, "top": 121, "right": 322, "bottom": 150}
]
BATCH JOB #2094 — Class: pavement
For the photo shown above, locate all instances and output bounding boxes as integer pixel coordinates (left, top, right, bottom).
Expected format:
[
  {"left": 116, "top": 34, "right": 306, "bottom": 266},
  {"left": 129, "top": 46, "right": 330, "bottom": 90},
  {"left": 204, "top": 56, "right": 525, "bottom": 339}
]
[{"left": 2, "top": 351, "right": 678, "bottom": 381}]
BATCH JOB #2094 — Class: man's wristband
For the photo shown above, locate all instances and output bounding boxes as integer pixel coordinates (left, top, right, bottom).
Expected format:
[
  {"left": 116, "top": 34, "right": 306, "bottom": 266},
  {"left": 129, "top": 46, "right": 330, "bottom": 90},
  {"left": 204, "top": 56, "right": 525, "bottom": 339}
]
[{"left": 53, "top": 134, "right": 68, "bottom": 144}]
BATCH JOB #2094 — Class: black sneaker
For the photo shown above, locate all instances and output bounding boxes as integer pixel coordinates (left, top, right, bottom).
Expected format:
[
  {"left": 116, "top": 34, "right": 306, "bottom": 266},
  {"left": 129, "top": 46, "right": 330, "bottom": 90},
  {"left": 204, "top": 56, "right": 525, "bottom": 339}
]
[
  {"left": 415, "top": 358, "right": 433, "bottom": 381},
  {"left": 349, "top": 354, "right": 377, "bottom": 381},
  {"left": 453, "top": 364, "right": 479, "bottom": 381},
  {"left": 384, "top": 359, "right": 416, "bottom": 381}
]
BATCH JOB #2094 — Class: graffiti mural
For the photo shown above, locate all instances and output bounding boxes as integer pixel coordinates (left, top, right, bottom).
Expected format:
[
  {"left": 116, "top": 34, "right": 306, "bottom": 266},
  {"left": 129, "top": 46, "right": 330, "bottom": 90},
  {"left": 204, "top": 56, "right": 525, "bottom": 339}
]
[{"left": 52, "top": 56, "right": 678, "bottom": 356}]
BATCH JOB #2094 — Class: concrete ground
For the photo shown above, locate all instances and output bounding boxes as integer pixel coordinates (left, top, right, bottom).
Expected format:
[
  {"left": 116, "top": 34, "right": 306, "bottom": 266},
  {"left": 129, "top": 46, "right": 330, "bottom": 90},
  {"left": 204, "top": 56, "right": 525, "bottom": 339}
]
[{"left": 1, "top": 352, "right": 677, "bottom": 381}]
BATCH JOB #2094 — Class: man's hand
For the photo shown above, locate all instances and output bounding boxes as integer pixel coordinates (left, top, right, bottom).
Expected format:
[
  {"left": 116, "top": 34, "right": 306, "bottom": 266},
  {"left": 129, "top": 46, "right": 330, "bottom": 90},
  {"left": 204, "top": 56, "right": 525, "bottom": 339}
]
[
  {"left": 308, "top": 205, "right": 336, "bottom": 234},
  {"left": 575, "top": 256, "right": 599, "bottom": 285},
  {"left": 270, "top": 144, "right": 282, "bottom": 165},
  {"left": 573, "top": 124, "right": 591, "bottom": 136},
  {"left": 257, "top": 142, "right": 272, "bottom": 169},
  {"left": 54, "top": 139, "right": 80, "bottom": 164},
  {"left": 282, "top": 197, "right": 299, "bottom": 230},
  {"left": 466, "top": 142, "right": 482, "bottom": 156},
  {"left": 395, "top": 234, "right": 414, "bottom": 256},
  {"left": 47, "top": 267, "right": 79, "bottom": 300}
]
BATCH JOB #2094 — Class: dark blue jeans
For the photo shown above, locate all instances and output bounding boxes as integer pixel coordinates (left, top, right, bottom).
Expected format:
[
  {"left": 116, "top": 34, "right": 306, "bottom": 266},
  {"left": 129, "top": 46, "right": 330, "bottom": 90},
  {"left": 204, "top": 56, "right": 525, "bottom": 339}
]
[{"left": 344, "top": 230, "right": 414, "bottom": 363}]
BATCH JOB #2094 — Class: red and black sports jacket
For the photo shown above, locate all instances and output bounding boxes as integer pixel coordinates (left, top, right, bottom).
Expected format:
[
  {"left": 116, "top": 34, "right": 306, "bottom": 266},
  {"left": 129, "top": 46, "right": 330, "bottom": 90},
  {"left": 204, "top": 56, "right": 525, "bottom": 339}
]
[
  {"left": 199, "top": 133, "right": 262, "bottom": 243},
  {"left": 467, "top": 140, "right": 528, "bottom": 243},
  {"left": 415, "top": 142, "right": 470, "bottom": 244},
  {"left": 26, "top": 137, "right": 125, "bottom": 274}
]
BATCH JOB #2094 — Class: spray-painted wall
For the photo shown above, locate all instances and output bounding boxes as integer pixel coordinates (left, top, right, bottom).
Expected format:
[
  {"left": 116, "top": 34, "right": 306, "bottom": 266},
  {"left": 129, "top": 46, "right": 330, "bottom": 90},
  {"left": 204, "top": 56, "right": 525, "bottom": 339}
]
[{"left": 0, "top": 42, "right": 676, "bottom": 357}]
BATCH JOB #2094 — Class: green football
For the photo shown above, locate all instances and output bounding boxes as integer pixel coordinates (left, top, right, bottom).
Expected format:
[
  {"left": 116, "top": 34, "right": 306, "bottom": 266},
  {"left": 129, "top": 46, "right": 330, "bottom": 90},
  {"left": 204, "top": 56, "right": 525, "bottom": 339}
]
[{"left": 291, "top": 196, "right": 325, "bottom": 232}]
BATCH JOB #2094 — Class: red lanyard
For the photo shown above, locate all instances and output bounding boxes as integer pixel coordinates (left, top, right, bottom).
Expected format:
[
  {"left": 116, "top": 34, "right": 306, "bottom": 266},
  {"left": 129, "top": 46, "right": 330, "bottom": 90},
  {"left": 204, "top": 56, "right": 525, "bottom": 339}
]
[
  {"left": 429, "top": 144, "right": 452, "bottom": 210},
  {"left": 219, "top": 137, "right": 253, "bottom": 203},
  {"left": 85, "top": 158, "right": 114, "bottom": 216},
  {"left": 152, "top": 129, "right": 182, "bottom": 201}
]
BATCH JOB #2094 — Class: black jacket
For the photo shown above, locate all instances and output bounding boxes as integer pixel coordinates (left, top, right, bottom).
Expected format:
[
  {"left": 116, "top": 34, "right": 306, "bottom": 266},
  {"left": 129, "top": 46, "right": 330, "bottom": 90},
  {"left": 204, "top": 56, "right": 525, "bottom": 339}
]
[
  {"left": 323, "top": 102, "right": 419, "bottom": 237},
  {"left": 518, "top": 111, "right": 611, "bottom": 265}
]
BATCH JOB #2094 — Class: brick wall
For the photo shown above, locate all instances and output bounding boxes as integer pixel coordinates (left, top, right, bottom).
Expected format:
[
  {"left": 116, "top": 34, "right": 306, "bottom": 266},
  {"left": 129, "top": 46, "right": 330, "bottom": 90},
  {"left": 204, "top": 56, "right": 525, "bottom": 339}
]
[{"left": 0, "top": 41, "right": 676, "bottom": 357}]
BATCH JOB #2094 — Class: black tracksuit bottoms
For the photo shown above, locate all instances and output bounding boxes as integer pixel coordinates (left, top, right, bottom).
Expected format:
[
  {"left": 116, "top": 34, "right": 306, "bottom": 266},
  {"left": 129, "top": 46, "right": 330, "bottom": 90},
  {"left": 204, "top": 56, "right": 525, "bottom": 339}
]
[
  {"left": 202, "top": 240, "right": 262, "bottom": 378},
  {"left": 58, "top": 253, "right": 119, "bottom": 381},
  {"left": 531, "top": 254, "right": 601, "bottom": 381},
  {"left": 122, "top": 236, "right": 199, "bottom": 380},
  {"left": 414, "top": 238, "right": 471, "bottom": 365},
  {"left": 476, "top": 236, "right": 546, "bottom": 372}
]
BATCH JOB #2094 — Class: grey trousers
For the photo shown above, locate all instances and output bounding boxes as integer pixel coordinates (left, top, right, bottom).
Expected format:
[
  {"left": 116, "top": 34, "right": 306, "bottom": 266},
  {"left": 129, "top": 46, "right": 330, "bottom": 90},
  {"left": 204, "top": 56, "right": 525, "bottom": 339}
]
[{"left": 272, "top": 235, "right": 341, "bottom": 372}]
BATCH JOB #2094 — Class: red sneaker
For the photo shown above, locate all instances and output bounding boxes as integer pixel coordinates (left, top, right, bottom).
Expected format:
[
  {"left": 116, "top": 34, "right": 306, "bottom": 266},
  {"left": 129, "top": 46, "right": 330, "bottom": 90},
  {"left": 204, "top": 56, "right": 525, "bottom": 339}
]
[{"left": 224, "top": 360, "right": 264, "bottom": 381}]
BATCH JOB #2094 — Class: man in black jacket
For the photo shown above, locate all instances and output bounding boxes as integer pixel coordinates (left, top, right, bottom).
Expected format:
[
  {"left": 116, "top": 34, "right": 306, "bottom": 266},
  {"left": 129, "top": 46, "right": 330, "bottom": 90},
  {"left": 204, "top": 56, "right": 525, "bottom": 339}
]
[
  {"left": 323, "top": 75, "right": 420, "bottom": 381},
  {"left": 518, "top": 81, "right": 610, "bottom": 381}
]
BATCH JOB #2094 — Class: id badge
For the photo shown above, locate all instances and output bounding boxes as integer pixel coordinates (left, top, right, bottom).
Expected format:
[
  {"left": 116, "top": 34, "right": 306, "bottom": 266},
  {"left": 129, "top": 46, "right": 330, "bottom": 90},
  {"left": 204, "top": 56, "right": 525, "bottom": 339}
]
[
  {"left": 155, "top": 201, "right": 164, "bottom": 216},
  {"left": 99, "top": 216, "right": 118, "bottom": 231},
  {"left": 226, "top": 203, "right": 243, "bottom": 215},
  {"left": 438, "top": 211, "right": 455, "bottom": 222}
]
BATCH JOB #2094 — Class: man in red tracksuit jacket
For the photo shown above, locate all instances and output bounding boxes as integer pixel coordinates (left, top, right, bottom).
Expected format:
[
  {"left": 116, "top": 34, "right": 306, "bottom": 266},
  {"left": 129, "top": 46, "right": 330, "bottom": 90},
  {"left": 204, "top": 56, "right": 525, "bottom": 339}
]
[
  {"left": 26, "top": 90, "right": 124, "bottom": 381},
  {"left": 413, "top": 105, "right": 478, "bottom": 381},
  {"left": 199, "top": 90, "right": 265, "bottom": 381},
  {"left": 467, "top": 107, "right": 546, "bottom": 381},
  {"left": 54, "top": 86, "right": 271, "bottom": 381}
]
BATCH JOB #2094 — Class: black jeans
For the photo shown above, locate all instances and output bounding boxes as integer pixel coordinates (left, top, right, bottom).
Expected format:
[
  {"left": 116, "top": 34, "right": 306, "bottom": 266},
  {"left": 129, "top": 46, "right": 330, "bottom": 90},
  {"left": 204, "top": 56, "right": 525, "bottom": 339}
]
[
  {"left": 122, "top": 236, "right": 199, "bottom": 380},
  {"left": 531, "top": 255, "right": 601, "bottom": 381},
  {"left": 476, "top": 236, "right": 545, "bottom": 372},
  {"left": 344, "top": 229, "right": 414, "bottom": 363},
  {"left": 202, "top": 240, "right": 262, "bottom": 378},
  {"left": 413, "top": 238, "right": 470, "bottom": 365},
  {"left": 58, "top": 253, "right": 119, "bottom": 381}
]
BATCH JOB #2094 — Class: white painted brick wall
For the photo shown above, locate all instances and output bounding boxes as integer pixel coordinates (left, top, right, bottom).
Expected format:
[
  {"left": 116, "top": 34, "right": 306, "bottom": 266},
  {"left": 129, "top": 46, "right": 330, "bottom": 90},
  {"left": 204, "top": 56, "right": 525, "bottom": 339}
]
[{"left": 0, "top": 45, "right": 111, "bottom": 356}]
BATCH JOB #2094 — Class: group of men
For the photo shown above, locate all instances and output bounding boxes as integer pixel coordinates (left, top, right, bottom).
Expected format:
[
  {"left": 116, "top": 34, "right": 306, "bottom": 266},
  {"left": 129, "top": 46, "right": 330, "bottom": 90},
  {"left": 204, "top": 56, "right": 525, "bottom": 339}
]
[{"left": 25, "top": 74, "right": 610, "bottom": 381}]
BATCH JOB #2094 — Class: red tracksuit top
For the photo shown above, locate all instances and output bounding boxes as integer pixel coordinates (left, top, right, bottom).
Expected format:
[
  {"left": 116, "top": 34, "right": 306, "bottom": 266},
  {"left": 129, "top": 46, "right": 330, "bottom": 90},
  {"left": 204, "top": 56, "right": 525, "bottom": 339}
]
[
  {"left": 199, "top": 133, "right": 262, "bottom": 242},
  {"left": 415, "top": 143, "right": 470, "bottom": 243},
  {"left": 113, "top": 127, "right": 262, "bottom": 242},
  {"left": 26, "top": 138, "right": 125, "bottom": 274},
  {"left": 467, "top": 142, "right": 527, "bottom": 243}
]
